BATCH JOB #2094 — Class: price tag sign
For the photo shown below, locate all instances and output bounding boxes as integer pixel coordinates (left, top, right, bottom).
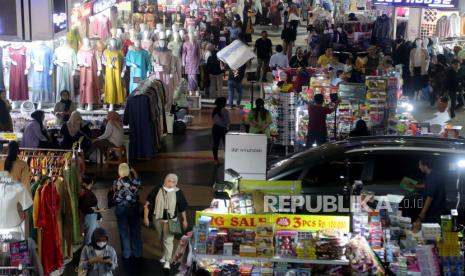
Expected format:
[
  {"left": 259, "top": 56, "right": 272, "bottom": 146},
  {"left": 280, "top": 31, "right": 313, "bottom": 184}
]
[
  {"left": 34, "top": 64, "right": 44, "bottom": 72},
  {"left": 2, "top": 133, "right": 18, "bottom": 141},
  {"left": 154, "top": 65, "right": 163, "bottom": 72}
]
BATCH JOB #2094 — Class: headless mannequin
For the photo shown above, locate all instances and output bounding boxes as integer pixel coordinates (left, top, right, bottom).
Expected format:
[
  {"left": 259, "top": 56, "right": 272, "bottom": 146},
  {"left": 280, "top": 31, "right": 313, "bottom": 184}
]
[
  {"left": 27, "top": 40, "right": 54, "bottom": 110},
  {"left": 54, "top": 39, "right": 77, "bottom": 101},
  {"left": 168, "top": 31, "right": 183, "bottom": 90},
  {"left": 409, "top": 39, "right": 429, "bottom": 100},
  {"left": 139, "top": 23, "right": 148, "bottom": 40},
  {"left": 141, "top": 31, "right": 153, "bottom": 52},
  {"left": 78, "top": 37, "right": 101, "bottom": 111},
  {"left": 431, "top": 37, "right": 444, "bottom": 56},
  {"left": 152, "top": 33, "right": 175, "bottom": 107},
  {"left": 9, "top": 43, "right": 28, "bottom": 109},
  {"left": 103, "top": 39, "right": 125, "bottom": 111},
  {"left": 126, "top": 40, "right": 151, "bottom": 93}
]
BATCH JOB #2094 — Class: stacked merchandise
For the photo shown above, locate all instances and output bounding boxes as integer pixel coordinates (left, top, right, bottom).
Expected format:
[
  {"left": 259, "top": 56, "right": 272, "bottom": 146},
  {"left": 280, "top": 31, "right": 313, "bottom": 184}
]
[
  {"left": 416, "top": 244, "right": 442, "bottom": 276},
  {"left": 345, "top": 235, "right": 385, "bottom": 275},
  {"left": 438, "top": 227, "right": 464, "bottom": 274},
  {"left": 366, "top": 77, "right": 388, "bottom": 133},
  {"left": 275, "top": 93, "right": 296, "bottom": 146}
]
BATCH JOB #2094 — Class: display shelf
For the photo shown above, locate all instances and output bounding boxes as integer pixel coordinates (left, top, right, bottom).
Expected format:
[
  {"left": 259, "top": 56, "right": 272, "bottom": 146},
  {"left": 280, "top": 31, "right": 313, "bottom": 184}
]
[{"left": 194, "top": 254, "right": 349, "bottom": 266}]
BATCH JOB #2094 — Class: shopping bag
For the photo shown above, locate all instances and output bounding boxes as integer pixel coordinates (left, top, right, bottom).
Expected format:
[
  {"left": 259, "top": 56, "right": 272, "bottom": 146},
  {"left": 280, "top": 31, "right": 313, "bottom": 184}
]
[{"left": 168, "top": 217, "right": 182, "bottom": 235}]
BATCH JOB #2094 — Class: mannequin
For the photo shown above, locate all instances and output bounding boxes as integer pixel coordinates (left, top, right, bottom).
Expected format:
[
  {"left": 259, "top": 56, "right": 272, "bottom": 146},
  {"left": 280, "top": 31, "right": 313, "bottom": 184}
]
[
  {"left": 54, "top": 39, "right": 78, "bottom": 101},
  {"left": 409, "top": 38, "right": 429, "bottom": 100},
  {"left": 123, "top": 29, "right": 137, "bottom": 55},
  {"left": 107, "top": 28, "right": 123, "bottom": 50},
  {"left": 165, "top": 30, "right": 172, "bottom": 42},
  {"left": 152, "top": 32, "right": 175, "bottom": 107},
  {"left": 422, "top": 37, "right": 432, "bottom": 58},
  {"left": 125, "top": 40, "right": 152, "bottom": 93},
  {"left": 141, "top": 30, "right": 153, "bottom": 53},
  {"left": 102, "top": 39, "right": 125, "bottom": 111},
  {"left": 139, "top": 23, "right": 148, "bottom": 40},
  {"left": 8, "top": 43, "right": 28, "bottom": 104},
  {"left": 28, "top": 40, "right": 54, "bottom": 108},
  {"left": 78, "top": 37, "right": 102, "bottom": 111},
  {"left": 182, "top": 30, "right": 201, "bottom": 93},
  {"left": 168, "top": 31, "right": 183, "bottom": 90},
  {"left": 431, "top": 37, "right": 444, "bottom": 56},
  {"left": 160, "top": 6, "right": 172, "bottom": 28}
]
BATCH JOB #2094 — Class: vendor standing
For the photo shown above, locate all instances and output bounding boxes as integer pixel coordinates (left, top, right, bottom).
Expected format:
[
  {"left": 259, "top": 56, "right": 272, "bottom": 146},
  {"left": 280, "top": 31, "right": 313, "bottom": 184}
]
[
  {"left": 306, "top": 94, "right": 339, "bottom": 147},
  {"left": 412, "top": 159, "right": 447, "bottom": 232}
]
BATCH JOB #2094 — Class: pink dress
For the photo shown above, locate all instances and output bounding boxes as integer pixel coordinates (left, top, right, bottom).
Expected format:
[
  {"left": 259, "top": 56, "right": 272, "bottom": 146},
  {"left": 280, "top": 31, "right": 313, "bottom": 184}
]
[
  {"left": 77, "top": 48, "right": 99, "bottom": 104},
  {"left": 182, "top": 41, "right": 200, "bottom": 91},
  {"left": 8, "top": 47, "right": 28, "bottom": 101}
]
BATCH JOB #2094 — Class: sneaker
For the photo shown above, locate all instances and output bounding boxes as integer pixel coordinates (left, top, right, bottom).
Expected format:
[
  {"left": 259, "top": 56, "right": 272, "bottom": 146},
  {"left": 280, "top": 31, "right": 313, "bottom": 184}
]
[
  {"left": 159, "top": 258, "right": 166, "bottom": 263},
  {"left": 163, "top": 262, "right": 170, "bottom": 270}
]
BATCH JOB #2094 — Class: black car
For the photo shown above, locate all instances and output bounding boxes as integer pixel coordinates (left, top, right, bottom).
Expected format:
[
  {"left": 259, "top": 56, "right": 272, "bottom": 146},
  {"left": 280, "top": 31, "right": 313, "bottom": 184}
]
[{"left": 267, "top": 136, "right": 465, "bottom": 220}]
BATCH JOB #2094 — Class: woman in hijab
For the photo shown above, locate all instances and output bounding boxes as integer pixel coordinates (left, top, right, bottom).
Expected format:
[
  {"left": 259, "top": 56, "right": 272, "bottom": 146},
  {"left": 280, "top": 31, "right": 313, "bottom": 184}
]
[
  {"left": 53, "top": 90, "right": 76, "bottom": 126},
  {"left": 22, "top": 110, "right": 50, "bottom": 148},
  {"left": 86, "top": 111, "right": 124, "bottom": 158},
  {"left": 144, "top": 173, "right": 189, "bottom": 270},
  {"left": 0, "top": 90, "right": 12, "bottom": 131},
  {"left": 79, "top": 227, "right": 117, "bottom": 276},
  {"left": 60, "top": 111, "right": 92, "bottom": 150}
]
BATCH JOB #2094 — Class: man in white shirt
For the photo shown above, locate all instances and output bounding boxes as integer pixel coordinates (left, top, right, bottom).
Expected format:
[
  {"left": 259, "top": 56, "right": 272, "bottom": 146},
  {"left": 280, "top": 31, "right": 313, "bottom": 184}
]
[{"left": 269, "top": 45, "right": 289, "bottom": 77}]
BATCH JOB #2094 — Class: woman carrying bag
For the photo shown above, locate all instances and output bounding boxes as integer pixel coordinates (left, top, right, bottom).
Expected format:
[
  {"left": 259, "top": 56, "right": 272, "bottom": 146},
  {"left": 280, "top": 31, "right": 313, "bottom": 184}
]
[{"left": 143, "top": 173, "right": 188, "bottom": 271}]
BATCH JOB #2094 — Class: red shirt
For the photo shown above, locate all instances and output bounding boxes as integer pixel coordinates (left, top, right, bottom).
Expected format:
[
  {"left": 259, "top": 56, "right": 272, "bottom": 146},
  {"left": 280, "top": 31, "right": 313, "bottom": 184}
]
[{"left": 308, "top": 104, "right": 334, "bottom": 132}]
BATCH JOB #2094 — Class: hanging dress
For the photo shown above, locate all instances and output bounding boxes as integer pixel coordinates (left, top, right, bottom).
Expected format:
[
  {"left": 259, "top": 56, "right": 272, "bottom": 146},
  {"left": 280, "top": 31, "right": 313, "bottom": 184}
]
[
  {"left": 0, "top": 49, "right": 5, "bottom": 92},
  {"left": 77, "top": 48, "right": 99, "bottom": 104},
  {"left": 103, "top": 49, "right": 125, "bottom": 104},
  {"left": 125, "top": 49, "right": 152, "bottom": 93},
  {"left": 29, "top": 45, "right": 54, "bottom": 102},
  {"left": 54, "top": 46, "right": 78, "bottom": 101},
  {"left": 152, "top": 48, "right": 174, "bottom": 107},
  {"left": 8, "top": 46, "right": 29, "bottom": 101}
]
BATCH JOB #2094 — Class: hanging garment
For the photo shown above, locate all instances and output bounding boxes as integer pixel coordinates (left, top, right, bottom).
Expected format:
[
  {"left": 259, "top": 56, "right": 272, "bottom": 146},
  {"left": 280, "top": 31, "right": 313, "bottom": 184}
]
[
  {"left": 0, "top": 48, "right": 5, "bottom": 92},
  {"left": 122, "top": 39, "right": 134, "bottom": 56},
  {"left": 66, "top": 28, "right": 81, "bottom": 52},
  {"left": 55, "top": 46, "right": 78, "bottom": 100},
  {"left": 124, "top": 94, "right": 156, "bottom": 159},
  {"left": 64, "top": 164, "right": 82, "bottom": 244},
  {"left": 372, "top": 15, "right": 391, "bottom": 42},
  {"left": 461, "top": 16, "right": 465, "bottom": 36},
  {"left": 38, "top": 181, "right": 63, "bottom": 275},
  {"left": 125, "top": 49, "right": 152, "bottom": 93},
  {"left": 29, "top": 44, "right": 54, "bottom": 102},
  {"left": 33, "top": 184, "right": 44, "bottom": 258},
  {"left": 182, "top": 41, "right": 200, "bottom": 91},
  {"left": 78, "top": 48, "right": 99, "bottom": 104},
  {"left": 55, "top": 177, "right": 73, "bottom": 258},
  {"left": 103, "top": 49, "right": 125, "bottom": 104},
  {"left": 89, "top": 15, "right": 111, "bottom": 40},
  {"left": 449, "top": 14, "right": 460, "bottom": 38},
  {"left": 152, "top": 49, "right": 174, "bottom": 107},
  {"left": 167, "top": 40, "right": 183, "bottom": 90},
  {"left": 436, "top": 15, "right": 450, "bottom": 38},
  {"left": 8, "top": 47, "right": 29, "bottom": 101}
]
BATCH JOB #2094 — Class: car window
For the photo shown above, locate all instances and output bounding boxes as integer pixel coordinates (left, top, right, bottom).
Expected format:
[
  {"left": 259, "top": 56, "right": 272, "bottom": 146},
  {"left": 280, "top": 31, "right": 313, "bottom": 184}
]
[{"left": 301, "top": 158, "right": 356, "bottom": 187}]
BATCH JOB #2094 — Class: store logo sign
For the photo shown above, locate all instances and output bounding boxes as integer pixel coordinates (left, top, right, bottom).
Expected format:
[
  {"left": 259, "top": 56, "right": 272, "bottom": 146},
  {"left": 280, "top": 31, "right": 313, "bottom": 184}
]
[
  {"left": 275, "top": 217, "right": 291, "bottom": 227},
  {"left": 374, "top": 0, "right": 457, "bottom": 8},
  {"left": 53, "top": 12, "right": 67, "bottom": 28},
  {"left": 93, "top": 0, "right": 116, "bottom": 14}
]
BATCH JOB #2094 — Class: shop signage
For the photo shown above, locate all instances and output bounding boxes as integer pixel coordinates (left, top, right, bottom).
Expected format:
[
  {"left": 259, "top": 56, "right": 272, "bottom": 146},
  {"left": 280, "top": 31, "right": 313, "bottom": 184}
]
[
  {"left": 93, "top": 0, "right": 117, "bottom": 14},
  {"left": 53, "top": 0, "right": 67, "bottom": 33},
  {"left": 373, "top": 0, "right": 458, "bottom": 9},
  {"left": 2, "top": 133, "right": 17, "bottom": 141},
  {"left": 195, "top": 212, "right": 351, "bottom": 232}
]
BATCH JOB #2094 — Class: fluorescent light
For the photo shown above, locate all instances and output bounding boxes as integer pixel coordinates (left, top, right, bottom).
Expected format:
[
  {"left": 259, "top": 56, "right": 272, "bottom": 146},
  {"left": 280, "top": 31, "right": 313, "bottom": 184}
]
[{"left": 458, "top": 160, "right": 465, "bottom": 168}]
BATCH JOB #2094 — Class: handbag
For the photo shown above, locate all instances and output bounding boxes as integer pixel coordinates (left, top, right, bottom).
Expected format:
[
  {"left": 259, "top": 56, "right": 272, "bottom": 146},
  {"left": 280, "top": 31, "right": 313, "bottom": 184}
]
[{"left": 168, "top": 217, "right": 182, "bottom": 235}]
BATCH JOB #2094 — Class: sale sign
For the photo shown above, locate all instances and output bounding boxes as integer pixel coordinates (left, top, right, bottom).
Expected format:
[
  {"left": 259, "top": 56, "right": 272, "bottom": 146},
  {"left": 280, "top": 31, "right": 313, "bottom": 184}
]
[
  {"left": 195, "top": 212, "right": 350, "bottom": 232},
  {"left": 373, "top": 0, "right": 458, "bottom": 9}
]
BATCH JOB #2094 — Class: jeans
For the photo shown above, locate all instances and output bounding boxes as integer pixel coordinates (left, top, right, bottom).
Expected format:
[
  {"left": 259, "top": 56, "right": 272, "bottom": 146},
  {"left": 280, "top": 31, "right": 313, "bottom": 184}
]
[
  {"left": 154, "top": 220, "right": 175, "bottom": 262},
  {"left": 212, "top": 124, "right": 227, "bottom": 161},
  {"left": 209, "top": 74, "right": 224, "bottom": 98},
  {"left": 306, "top": 130, "right": 328, "bottom": 147},
  {"left": 115, "top": 205, "right": 142, "bottom": 258},
  {"left": 227, "top": 80, "right": 243, "bottom": 107},
  {"left": 83, "top": 213, "right": 99, "bottom": 246},
  {"left": 448, "top": 91, "right": 464, "bottom": 118},
  {"left": 256, "top": 58, "right": 270, "bottom": 81},
  {"left": 283, "top": 40, "right": 293, "bottom": 60}
]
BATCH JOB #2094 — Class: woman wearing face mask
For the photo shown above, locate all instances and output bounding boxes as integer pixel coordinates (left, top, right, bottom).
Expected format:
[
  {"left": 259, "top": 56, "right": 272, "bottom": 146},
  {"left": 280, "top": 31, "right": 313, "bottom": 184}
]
[
  {"left": 289, "top": 47, "right": 308, "bottom": 68},
  {"left": 79, "top": 228, "right": 117, "bottom": 276},
  {"left": 143, "top": 173, "right": 189, "bottom": 270}
]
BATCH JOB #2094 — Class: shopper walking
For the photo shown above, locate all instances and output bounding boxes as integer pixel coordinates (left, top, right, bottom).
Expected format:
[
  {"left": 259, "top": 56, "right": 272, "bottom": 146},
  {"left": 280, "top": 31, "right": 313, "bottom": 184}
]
[
  {"left": 110, "top": 163, "right": 142, "bottom": 259},
  {"left": 227, "top": 64, "right": 246, "bottom": 108},
  {"left": 247, "top": 98, "right": 272, "bottom": 138},
  {"left": 254, "top": 31, "right": 273, "bottom": 82},
  {"left": 206, "top": 51, "right": 224, "bottom": 98},
  {"left": 306, "top": 94, "right": 339, "bottom": 147},
  {"left": 211, "top": 97, "right": 230, "bottom": 164},
  {"left": 281, "top": 22, "right": 296, "bottom": 60},
  {"left": 143, "top": 174, "right": 189, "bottom": 270},
  {"left": 79, "top": 228, "right": 118, "bottom": 276},
  {"left": 269, "top": 45, "right": 289, "bottom": 78},
  {"left": 79, "top": 174, "right": 100, "bottom": 246},
  {"left": 444, "top": 59, "right": 462, "bottom": 118}
]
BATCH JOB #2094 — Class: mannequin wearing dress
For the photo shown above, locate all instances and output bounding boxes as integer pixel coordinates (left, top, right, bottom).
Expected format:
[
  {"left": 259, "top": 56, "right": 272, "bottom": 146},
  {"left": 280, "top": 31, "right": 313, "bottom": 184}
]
[
  {"left": 8, "top": 43, "right": 29, "bottom": 103},
  {"left": 54, "top": 40, "right": 78, "bottom": 101},
  {"left": 168, "top": 31, "right": 183, "bottom": 90},
  {"left": 78, "top": 38, "right": 101, "bottom": 111},
  {"left": 102, "top": 39, "right": 125, "bottom": 110},
  {"left": 409, "top": 38, "right": 429, "bottom": 100},
  {"left": 182, "top": 31, "right": 201, "bottom": 92},
  {"left": 431, "top": 37, "right": 444, "bottom": 56},
  {"left": 27, "top": 41, "right": 54, "bottom": 108},
  {"left": 125, "top": 40, "right": 152, "bottom": 93},
  {"left": 152, "top": 34, "right": 175, "bottom": 107},
  {"left": 139, "top": 23, "right": 148, "bottom": 40},
  {"left": 141, "top": 31, "right": 153, "bottom": 53}
]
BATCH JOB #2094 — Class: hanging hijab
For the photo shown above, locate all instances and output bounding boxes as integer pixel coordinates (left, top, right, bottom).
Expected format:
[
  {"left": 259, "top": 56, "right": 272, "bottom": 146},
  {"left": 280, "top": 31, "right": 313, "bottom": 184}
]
[
  {"left": 106, "top": 111, "right": 122, "bottom": 129},
  {"left": 67, "top": 111, "right": 82, "bottom": 137}
]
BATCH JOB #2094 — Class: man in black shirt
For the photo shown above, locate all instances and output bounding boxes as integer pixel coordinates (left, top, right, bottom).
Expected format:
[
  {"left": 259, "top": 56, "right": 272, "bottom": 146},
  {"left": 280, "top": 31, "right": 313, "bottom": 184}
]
[
  {"left": 254, "top": 31, "right": 273, "bottom": 82},
  {"left": 444, "top": 59, "right": 461, "bottom": 118}
]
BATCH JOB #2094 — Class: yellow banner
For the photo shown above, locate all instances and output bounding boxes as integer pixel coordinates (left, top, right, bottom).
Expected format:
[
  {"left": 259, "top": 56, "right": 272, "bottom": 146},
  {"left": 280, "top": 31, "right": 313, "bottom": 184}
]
[
  {"left": 2, "top": 133, "right": 17, "bottom": 141},
  {"left": 196, "top": 212, "right": 350, "bottom": 232},
  {"left": 240, "top": 180, "right": 302, "bottom": 195}
]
